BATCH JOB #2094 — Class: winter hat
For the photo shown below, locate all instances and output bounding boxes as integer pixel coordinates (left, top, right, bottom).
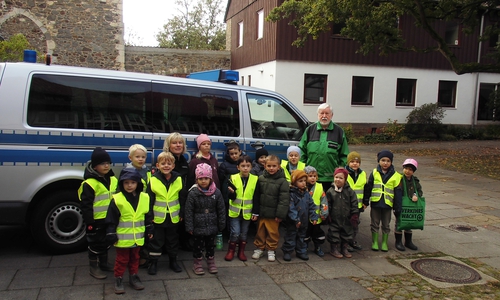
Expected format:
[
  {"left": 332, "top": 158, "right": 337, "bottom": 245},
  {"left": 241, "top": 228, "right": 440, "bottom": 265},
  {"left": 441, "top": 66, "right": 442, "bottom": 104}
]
[
  {"left": 347, "top": 151, "right": 361, "bottom": 164},
  {"left": 255, "top": 147, "right": 268, "bottom": 160},
  {"left": 304, "top": 165, "right": 317, "bottom": 174},
  {"left": 377, "top": 150, "right": 393, "bottom": 162},
  {"left": 334, "top": 167, "right": 348, "bottom": 179},
  {"left": 287, "top": 146, "right": 301, "bottom": 157},
  {"left": 91, "top": 147, "right": 111, "bottom": 168},
  {"left": 118, "top": 167, "right": 143, "bottom": 193},
  {"left": 195, "top": 163, "right": 213, "bottom": 179},
  {"left": 290, "top": 169, "right": 307, "bottom": 186},
  {"left": 196, "top": 134, "right": 211, "bottom": 149}
]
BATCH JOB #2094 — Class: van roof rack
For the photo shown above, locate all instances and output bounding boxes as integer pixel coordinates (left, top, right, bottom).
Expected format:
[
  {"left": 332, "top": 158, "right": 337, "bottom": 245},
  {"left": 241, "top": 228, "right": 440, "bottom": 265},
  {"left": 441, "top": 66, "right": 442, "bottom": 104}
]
[{"left": 187, "top": 69, "right": 239, "bottom": 85}]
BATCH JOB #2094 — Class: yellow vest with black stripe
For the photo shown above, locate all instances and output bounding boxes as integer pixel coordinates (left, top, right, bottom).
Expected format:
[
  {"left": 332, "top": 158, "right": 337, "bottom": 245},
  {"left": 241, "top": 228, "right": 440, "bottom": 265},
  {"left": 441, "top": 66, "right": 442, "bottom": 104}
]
[
  {"left": 229, "top": 173, "right": 258, "bottom": 220},
  {"left": 281, "top": 160, "right": 305, "bottom": 182},
  {"left": 347, "top": 171, "right": 367, "bottom": 209},
  {"left": 150, "top": 176, "right": 182, "bottom": 224},
  {"left": 114, "top": 192, "right": 150, "bottom": 248},
  {"left": 309, "top": 182, "right": 324, "bottom": 224},
  {"left": 369, "top": 169, "right": 402, "bottom": 207},
  {"left": 78, "top": 177, "right": 118, "bottom": 220}
]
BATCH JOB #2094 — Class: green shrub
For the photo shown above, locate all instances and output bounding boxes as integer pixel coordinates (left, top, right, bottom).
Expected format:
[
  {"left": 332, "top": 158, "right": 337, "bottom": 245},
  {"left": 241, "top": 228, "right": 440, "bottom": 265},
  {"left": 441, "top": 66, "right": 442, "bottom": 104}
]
[
  {"left": 343, "top": 124, "right": 355, "bottom": 143},
  {"left": 405, "top": 103, "right": 446, "bottom": 138},
  {"left": 382, "top": 119, "right": 406, "bottom": 141},
  {"left": 0, "top": 34, "right": 32, "bottom": 62},
  {"left": 362, "top": 133, "right": 390, "bottom": 143},
  {"left": 440, "top": 134, "right": 458, "bottom": 141},
  {"left": 485, "top": 124, "right": 500, "bottom": 138}
]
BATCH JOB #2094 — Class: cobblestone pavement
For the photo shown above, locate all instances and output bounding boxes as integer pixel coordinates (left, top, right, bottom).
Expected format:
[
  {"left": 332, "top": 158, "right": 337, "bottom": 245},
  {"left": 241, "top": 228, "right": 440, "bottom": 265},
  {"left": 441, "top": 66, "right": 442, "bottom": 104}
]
[{"left": 1, "top": 140, "right": 499, "bottom": 299}]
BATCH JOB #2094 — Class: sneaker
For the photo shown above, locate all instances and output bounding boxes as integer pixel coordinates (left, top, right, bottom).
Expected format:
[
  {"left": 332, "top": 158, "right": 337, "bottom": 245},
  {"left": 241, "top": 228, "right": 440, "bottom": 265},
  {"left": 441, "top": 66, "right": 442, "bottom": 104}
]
[
  {"left": 283, "top": 252, "right": 292, "bottom": 261},
  {"left": 351, "top": 241, "right": 363, "bottom": 251},
  {"left": 129, "top": 274, "right": 144, "bottom": 290},
  {"left": 314, "top": 247, "right": 325, "bottom": 257},
  {"left": 252, "top": 249, "right": 264, "bottom": 260},
  {"left": 114, "top": 277, "right": 125, "bottom": 294},
  {"left": 267, "top": 250, "right": 275, "bottom": 262}
]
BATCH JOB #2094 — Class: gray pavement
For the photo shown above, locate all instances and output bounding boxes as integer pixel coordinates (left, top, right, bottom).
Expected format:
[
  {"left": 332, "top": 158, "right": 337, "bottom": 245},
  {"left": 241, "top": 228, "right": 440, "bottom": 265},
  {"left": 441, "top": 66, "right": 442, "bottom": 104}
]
[{"left": 1, "top": 140, "right": 500, "bottom": 299}]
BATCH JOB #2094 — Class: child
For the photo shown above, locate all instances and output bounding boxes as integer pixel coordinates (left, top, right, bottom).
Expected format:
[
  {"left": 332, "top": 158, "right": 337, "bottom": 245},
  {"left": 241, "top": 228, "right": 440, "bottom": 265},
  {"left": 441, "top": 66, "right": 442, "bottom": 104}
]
[
  {"left": 250, "top": 147, "right": 268, "bottom": 176},
  {"left": 184, "top": 163, "right": 226, "bottom": 275},
  {"left": 225, "top": 155, "right": 260, "bottom": 261},
  {"left": 187, "top": 134, "right": 220, "bottom": 189},
  {"left": 281, "top": 146, "right": 305, "bottom": 182},
  {"left": 394, "top": 158, "right": 422, "bottom": 251},
  {"left": 326, "top": 168, "right": 359, "bottom": 258},
  {"left": 252, "top": 155, "right": 289, "bottom": 262},
  {"left": 304, "top": 166, "right": 329, "bottom": 257},
  {"left": 345, "top": 151, "right": 367, "bottom": 251},
  {"left": 105, "top": 168, "right": 153, "bottom": 294},
  {"left": 146, "top": 152, "right": 186, "bottom": 275},
  {"left": 363, "top": 150, "right": 402, "bottom": 252},
  {"left": 218, "top": 140, "right": 242, "bottom": 216},
  {"left": 78, "top": 147, "right": 117, "bottom": 279},
  {"left": 282, "top": 170, "right": 318, "bottom": 261}
]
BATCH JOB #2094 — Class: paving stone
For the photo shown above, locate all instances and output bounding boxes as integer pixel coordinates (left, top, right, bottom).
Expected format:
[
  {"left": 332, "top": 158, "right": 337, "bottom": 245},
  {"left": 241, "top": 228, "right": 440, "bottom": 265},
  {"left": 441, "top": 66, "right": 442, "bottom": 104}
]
[
  {"left": 0, "top": 269, "right": 16, "bottom": 290},
  {"left": 308, "top": 259, "right": 369, "bottom": 279},
  {"left": 104, "top": 279, "right": 167, "bottom": 299},
  {"left": 73, "top": 265, "right": 115, "bottom": 286},
  {"left": 303, "top": 278, "right": 375, "bottom": 300},
  {"left": 218, "top": 265, "right": 274, "bottom": 286},
  {"left": 38, "top": 284, "right": 103, "bottom": 300},
  {"left": 49, "top": 252, "right": 87, "bottom": 268},
  {"left": 0, "top": 254, "right": 51, "bottom": 269},
  {"left": 353, "top": 258, "right": 408, "bottom": 276},
  {"left": 0, "top": 289, "right": 40, "bottom": 300},
  {"left": 10, "top": 267, "right": 74, "bottom": 289},
  {"left": 225, "top": 283, "right": 291, "bottom": 300},
  {"left": 479, "top": 257, "right": 500, "bottom": 270},
  {"left": 166, "top": 278, "right": 228, "bottom": 300},
  {"left": 280, "top": 282, "right": 322, "bottom": 300}
]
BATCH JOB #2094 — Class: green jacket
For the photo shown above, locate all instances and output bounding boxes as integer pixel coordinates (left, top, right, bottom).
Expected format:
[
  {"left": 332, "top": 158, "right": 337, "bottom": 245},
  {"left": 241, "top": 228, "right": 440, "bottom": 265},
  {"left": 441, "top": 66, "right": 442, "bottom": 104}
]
[
  {"left": 257, "top": 168, "right": 289, "bottom": 220},
  {"left": 299, "top": 121, "right": 349, "bottom": 183}
]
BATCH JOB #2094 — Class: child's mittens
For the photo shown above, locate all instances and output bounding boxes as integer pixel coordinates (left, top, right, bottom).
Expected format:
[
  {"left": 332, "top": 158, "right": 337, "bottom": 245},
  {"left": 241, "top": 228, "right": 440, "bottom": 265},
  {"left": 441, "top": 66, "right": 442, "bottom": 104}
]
[
  {"left": 350, "top": 214, "right": 359, "bottom": 229},
  {"left": 106, "top": 233, "right": 118, "bottom": 245}
]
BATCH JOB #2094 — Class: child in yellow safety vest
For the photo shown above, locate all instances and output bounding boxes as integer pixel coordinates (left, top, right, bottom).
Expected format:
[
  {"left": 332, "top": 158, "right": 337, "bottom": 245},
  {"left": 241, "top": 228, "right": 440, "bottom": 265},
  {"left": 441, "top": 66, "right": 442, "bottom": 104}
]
[
  {"left": 105, "top": 168, "right": 154, "bottom": 294},
  {"left": 304, "top": 166, "right": 329, "bottom": 257},
  {"left": 345, "top": 151, "right": 367, "bottom": 251},
  {"left": 281, "top": 146, "right": 305, "bottom": 182},
  {"left": 224, "top": 155, "right": 261, "bottom": 262}
]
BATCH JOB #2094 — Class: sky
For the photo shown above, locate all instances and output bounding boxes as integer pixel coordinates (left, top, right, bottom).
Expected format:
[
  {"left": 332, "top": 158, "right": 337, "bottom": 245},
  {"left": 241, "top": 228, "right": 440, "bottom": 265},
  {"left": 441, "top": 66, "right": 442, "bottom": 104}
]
[{"left": 122, "top": 0, "right": 175, "bottom": 47}]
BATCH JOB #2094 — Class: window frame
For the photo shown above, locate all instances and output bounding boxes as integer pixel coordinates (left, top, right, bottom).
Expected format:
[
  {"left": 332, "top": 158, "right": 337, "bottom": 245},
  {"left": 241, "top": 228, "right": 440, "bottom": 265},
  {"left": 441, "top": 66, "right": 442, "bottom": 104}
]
[
  {"left": 351, "top": 76, "right": 374, "bottom": 106},
  {"left": 437, "top": 80, "right": 457, "bottom": 108},
  {"left": 237, "top": 21, "right": 244, "bottom": 47},
  {"left": 396, "top": 78, "right": 417, "bottom": 107},
  {"left": 257, "top": 9, "right": 264, "bottom": 40},
  {"left": 303, "top": 74, "right": 327, "bottom": 104}
]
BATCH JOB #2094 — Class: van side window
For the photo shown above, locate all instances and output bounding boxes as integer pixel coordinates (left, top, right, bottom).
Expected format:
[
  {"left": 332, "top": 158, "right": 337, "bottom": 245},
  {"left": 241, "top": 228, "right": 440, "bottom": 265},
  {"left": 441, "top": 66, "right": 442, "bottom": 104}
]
[
  {"left": 152, "top": 83, "right": 240, "bottom": 136},
  {"left": 27, "top": 74, "right": 151, "bottom": 131},
  {"left": 247, "top": 93, "right": 306, "bottom": 140}
]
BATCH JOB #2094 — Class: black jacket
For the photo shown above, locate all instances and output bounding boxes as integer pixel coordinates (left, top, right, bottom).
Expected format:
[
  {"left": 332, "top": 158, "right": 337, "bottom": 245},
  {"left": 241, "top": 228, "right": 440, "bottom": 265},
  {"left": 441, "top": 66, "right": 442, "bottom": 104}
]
[{"left": 184, "top": 186, "right": 226, "bottom": 236}]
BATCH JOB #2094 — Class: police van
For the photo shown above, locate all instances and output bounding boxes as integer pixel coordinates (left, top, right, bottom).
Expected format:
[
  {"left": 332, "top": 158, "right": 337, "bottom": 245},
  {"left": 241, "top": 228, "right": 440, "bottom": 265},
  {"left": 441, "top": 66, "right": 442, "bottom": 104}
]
[{"left": 0, "top": 60, "right": 310, "bottom": 254}]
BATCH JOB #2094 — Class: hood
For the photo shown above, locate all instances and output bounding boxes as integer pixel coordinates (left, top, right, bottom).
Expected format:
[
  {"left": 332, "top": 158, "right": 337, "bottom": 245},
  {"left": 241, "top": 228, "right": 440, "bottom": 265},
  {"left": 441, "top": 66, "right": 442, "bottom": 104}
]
[{"left": 118, "top": 167, "right": 144, "bottom": 193}]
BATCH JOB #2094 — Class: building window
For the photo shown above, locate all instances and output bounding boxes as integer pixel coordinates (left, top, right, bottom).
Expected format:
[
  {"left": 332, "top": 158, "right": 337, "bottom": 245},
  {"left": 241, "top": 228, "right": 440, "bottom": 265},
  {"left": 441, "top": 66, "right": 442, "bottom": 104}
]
[
  {"left": 351, "top": 76, "right": 373, "bottom": 105},
  {"left": 445, "top": 22, "right": 459, "bottom": 46},
  {"left": 332, "top": 21, "right": 346, "bottom": 36},
  {"left": 240, "top": 76, "right": 244, "bottom": 86},
  {"left": 303, "top": 74, "right": 327, "bottom": 104},
  {"left": 437, "top": 80, "right": 457, "bottom": 107},
  {"left": 478, "top": 83, "right": 497, "bottom": 120},
  {"left": 396, "top": 78, "right": 416, "bottom": 106},
  {"left": 237, "top": 21, "right": 244, "bottom": 47},
  {"left": 248, "top": 75, "right": 251, "bottom": 87},
  {"left": 257, "top": 9, "right": 264, "bottom": 40}
]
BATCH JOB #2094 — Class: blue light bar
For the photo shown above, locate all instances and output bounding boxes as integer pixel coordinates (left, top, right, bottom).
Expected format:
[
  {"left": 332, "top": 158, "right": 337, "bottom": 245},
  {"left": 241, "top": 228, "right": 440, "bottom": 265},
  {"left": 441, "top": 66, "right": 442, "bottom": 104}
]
[{"left": 187, "top": 69, "right": 239, "bottom": 84}]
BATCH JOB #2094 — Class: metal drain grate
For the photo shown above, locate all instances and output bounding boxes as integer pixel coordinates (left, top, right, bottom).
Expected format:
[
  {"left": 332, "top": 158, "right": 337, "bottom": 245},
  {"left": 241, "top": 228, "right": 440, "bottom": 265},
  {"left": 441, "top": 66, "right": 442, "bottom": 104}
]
[
  {"left": 449, "top": 224, "right": 478, "bottom": 232},
  {"left": 411, "top": 258, "right": 482, "bottom": 284}
]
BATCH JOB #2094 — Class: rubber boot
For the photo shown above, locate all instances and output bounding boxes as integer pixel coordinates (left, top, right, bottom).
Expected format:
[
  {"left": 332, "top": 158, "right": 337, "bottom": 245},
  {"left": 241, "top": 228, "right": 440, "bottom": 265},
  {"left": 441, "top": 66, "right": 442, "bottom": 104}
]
[
  {"left": 237, "top": 241, "right": 248, "bottom": 261},
  {"left": 129, "top": 274, "right": 144, "bottom": 290},
  {"left": 313, "top": 243, "right": 325, "bottom": 257},
  {"left": 381, "top": 233, "right": 389, "bottom": 252},
  {"left": 224, "top": 241, "right": 237, "bottom": 261},
  {"left": 148, "top": 259, "right": 158, "bottom": 275},
  {"left": 371, "top": 232, "right": 379, "bottom": 251},
  {"left": 169, "top": 256, "right": 182, "bottom": 273},
  {"left": 98, "top": 254, "right": 114, "bottom": 272},
  {"left": 329, "top": 243, "right": 343, "bottom": 258},
  {"left": 89, "top": 259, "right": 107, "bottom": 279},
  {"left": 193, "top": 257, "right": 204, "bottom": 275},
  {"left": 207, "top": 256, "right": 218, "bottom": 274},
  {"left": 341, "top": 243, "right": 352, "bottom": 258},
  {"left": 395, "top": 233, "right": 406, "bottom": 251},
  {"left": 404, "top": 232, "right": 418, "bottom": 250},
  {"left": 114, "top": 277, "right": 125, "bottom": 294}
]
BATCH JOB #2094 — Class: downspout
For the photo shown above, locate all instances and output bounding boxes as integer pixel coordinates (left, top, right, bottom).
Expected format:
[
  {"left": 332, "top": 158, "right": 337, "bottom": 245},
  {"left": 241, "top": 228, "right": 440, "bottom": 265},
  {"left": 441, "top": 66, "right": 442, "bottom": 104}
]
[{"left": 473, "top": 9, "right": 488, "bottom": 127}]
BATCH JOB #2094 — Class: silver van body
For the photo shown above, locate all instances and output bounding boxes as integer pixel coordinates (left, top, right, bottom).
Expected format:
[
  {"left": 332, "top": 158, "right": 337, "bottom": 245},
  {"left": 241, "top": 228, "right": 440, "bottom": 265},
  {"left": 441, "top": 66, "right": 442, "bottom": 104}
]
[{"left": 0, "top": 62, "right": 309, "bottom": 253}]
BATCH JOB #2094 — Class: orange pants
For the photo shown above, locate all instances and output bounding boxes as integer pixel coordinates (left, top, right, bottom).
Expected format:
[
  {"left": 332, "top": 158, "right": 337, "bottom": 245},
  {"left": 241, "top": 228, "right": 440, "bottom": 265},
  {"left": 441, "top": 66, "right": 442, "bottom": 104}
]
[{"left": 253, "top": 218, "right": 280, "bottom": 251}]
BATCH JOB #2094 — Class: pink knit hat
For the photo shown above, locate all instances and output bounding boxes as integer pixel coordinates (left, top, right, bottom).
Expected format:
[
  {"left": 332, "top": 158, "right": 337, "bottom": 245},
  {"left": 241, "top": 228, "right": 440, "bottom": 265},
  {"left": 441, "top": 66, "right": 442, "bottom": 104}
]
[
  {"left": 195, "top": 163, "right": 212, "bottom": 179},
  {"left": 196, "top": 134, "right": 211, "bottom": 149}
]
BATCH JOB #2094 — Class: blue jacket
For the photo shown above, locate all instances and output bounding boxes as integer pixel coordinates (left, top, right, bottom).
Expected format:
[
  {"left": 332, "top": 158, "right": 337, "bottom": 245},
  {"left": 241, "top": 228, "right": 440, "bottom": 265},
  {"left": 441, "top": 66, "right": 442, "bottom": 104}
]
[{"left": 287, "top": 186, "right": 318, "bottom": 228}]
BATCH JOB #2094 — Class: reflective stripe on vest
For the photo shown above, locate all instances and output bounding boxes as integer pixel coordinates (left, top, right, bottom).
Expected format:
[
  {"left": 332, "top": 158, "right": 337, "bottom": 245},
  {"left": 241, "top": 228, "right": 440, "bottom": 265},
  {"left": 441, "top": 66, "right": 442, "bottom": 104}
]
[
  {"left": 78, "top": 177, "right": 117, "bottom": 220},
  {"left": 310, "top": 182, "right": 324, "bottom": 224},
  {"left": 150, "top": 176, "right": 182, "bottom": 224},
  {"left": 228, "top": 173, "right": 258, "bottom": 220},
  {"left": 369, "top": 169, "right": 401, "bottom": 207},
  {"left": 281, "top": 160, "right": 305, "bottom": 182},
  {"left": 114, "top": 192, "right": 150, "bottom": 248},
  {"left": 347, "top": 171, "right": 367, "bottom": 209}
]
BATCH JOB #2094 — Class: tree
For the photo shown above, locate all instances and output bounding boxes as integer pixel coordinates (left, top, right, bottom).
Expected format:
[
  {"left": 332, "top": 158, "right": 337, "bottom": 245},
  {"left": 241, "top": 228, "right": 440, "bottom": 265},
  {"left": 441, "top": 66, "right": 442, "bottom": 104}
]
[
  {"left": 0, "top": 34, "right": 33, "bottom": 62},
  {"left": 156, "top": 0, "right": 226, "bottom": 50},
  {"left": 267, "top": 0, "right": 500, "bottom": 75}
]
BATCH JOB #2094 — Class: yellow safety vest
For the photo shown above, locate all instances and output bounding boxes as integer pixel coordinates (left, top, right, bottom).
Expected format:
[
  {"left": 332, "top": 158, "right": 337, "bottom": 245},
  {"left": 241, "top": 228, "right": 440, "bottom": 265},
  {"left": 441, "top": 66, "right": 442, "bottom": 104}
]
[
  {"left": 281, "top": 160, "right": 305, "bottom": 182},
  {"left": 347, "top": 170, "right": 367, "bottom": 209},
  {"left": 78, "top": 177, "right": 118, "bottom": 220},
  {"left": 141, "top": 171, "right": 151, "bottom": 189},
  {"left": 369, "top": 169, "right": 402, "bottom": 207},
  {"left": 150, "top": 176, "right": 182, "bottom": 224},
  {"left": 309, "top": 182, "right": 324, "bottom": 224},
  {"left": 114, "top": 192, "right": 150, "bottom": 248},
  {"left": 229, "top": 174, "right": 258, "bottom": 220}
]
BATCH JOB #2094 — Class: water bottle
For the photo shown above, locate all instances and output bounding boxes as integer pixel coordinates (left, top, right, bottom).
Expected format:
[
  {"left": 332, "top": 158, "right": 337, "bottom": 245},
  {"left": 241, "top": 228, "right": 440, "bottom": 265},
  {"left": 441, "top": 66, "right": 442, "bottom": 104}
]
[{"left": 215, "top": 232, "right": 223, "bottom": 250}]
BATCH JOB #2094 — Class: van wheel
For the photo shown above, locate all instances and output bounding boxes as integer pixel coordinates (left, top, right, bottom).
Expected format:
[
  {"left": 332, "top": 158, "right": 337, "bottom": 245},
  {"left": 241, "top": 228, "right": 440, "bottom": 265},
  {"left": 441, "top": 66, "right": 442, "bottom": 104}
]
[{"left": 31, "top": 191, "right": 87, "bottom": 254}]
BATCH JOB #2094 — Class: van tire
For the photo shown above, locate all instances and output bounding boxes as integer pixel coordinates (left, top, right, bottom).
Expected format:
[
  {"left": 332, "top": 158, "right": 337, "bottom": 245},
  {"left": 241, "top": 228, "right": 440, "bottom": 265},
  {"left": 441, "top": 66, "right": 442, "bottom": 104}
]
[{"left": 31, "top": 191, "right": 87, "bottom": 254}]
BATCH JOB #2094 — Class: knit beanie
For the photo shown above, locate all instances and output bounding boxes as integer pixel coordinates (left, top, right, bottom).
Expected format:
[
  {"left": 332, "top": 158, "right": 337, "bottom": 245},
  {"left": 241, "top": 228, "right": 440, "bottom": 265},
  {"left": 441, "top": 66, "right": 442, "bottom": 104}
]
[
  {"left": 347, "top": 151, "right": 361, "bottom": 164},
  {"left": 377, "top": 150, "right": 393, "bottom": 162},
  {"left": 304, "top": 165, "right": 317, "bottom": 174},
  {"left": 196, "top": 134, "right": 211, "bottom": 149},
  {"left": 287, "top": 145, "right": 301, "bottom": 157},
  {"left": 334, "top": 167, "right": 348, "bottom": 179},
  {"left": 290, "top": 169, "right": 307, "bottom": 186},
  {"left": 255, "top": 148, "right": 268, "bottom": 160},
  {"left": 91, "top": 147, "right": 111, "bottom": 168},
  {"left": 195, "top": 163, "right": 213, "bottom": 179}
]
